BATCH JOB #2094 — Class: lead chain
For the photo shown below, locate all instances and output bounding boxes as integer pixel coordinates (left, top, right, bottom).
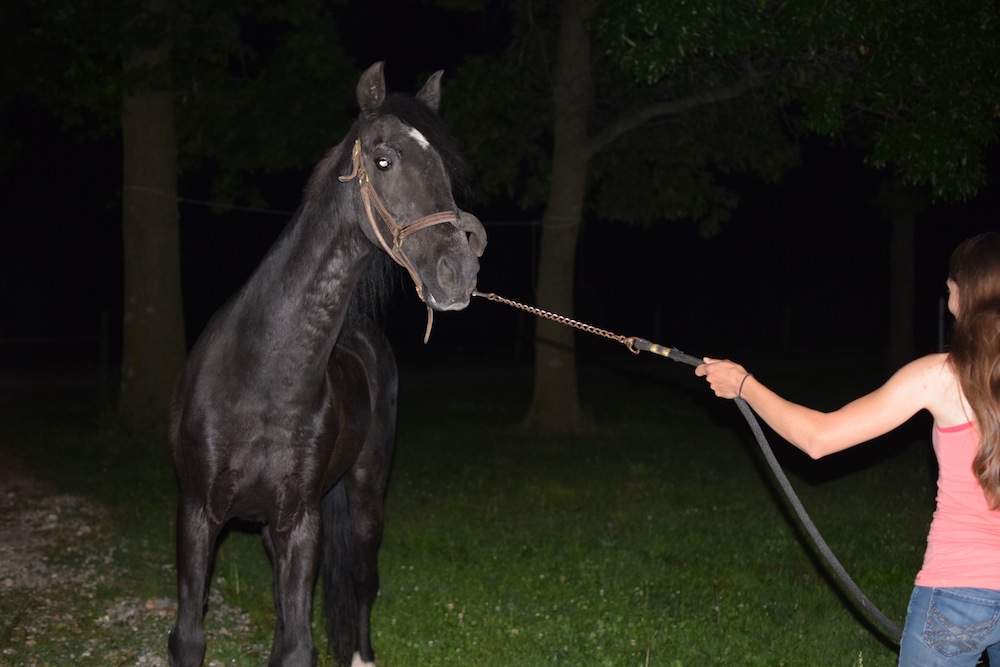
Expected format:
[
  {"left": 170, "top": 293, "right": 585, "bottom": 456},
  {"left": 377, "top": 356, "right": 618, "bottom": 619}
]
[{"left": 472, "top": 291, "right": 639, "bottom": 353}]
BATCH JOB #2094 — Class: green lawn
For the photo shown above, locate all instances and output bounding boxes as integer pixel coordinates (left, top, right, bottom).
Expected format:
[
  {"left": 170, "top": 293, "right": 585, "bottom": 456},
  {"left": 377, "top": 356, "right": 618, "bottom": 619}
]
[{"left": 0, "top": 356, "right": 934, "bottom": 666}]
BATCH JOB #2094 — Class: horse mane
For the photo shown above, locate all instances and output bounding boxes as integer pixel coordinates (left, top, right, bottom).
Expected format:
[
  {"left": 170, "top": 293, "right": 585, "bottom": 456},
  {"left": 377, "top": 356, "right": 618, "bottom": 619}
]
[
  {"left": 343, "top": 251, "right": 396, "bottom": 332},
  {"left": 305, "top": 139, "right": 351, "bottom": 205}
]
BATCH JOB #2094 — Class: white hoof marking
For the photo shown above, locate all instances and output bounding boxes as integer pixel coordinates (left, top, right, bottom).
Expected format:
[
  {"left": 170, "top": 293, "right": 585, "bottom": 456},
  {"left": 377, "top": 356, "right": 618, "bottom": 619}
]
[{"left": 351, "top": 652, "right": 375, "bottom": 667}]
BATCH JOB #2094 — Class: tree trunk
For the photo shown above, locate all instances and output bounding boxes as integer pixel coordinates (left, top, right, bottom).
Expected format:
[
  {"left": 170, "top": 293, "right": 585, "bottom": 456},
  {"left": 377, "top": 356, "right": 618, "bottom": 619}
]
[
  {"left": 118, "top": 0, "right": 186, "bottom": 425},
  {"left": 878, "top": 180, "right": 925, "bottom": 370},
  {"left": 887, "top": 215, "right": 915, "bottom": 368},
  {"left": 522, "top": 0, "right": 759, "bottom": 431},
  {"left": 524, "top": 0, "right": 597, "bottom": 433}
]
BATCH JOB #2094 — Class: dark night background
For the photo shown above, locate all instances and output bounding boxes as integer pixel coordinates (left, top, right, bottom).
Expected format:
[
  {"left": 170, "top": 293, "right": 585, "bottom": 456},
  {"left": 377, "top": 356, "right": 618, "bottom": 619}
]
[{"left": 1, "top": 1, "right": 997, "bottom": 389}]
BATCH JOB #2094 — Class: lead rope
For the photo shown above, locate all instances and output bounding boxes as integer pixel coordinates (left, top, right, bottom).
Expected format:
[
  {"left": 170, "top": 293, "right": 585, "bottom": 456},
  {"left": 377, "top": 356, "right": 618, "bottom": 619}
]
[{"left": 472, "top": 290, "right": 904, "bottom": 642}]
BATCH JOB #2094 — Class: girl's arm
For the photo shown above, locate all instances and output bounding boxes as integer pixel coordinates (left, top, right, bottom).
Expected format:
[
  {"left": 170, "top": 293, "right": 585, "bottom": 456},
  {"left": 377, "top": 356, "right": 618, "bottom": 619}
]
[{"left": 695, "top": 354, "right": 948, "bottom": 459}]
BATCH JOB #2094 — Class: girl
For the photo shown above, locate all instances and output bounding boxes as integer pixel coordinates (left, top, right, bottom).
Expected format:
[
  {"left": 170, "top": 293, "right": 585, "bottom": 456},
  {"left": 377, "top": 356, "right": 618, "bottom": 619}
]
[{"left": 696, "top": 232, "right": 1000, "bottom": 666}]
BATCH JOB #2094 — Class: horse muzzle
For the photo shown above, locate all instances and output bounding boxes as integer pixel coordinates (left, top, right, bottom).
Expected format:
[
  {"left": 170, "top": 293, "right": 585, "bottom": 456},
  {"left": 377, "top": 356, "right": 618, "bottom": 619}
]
[{"left": 419, "top": 212, "right": 485, "bottom": 312}]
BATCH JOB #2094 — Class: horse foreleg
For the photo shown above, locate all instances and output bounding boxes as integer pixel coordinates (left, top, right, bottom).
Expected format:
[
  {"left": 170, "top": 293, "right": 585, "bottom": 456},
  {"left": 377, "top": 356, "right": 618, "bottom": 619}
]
[
  {"left": 169, "top": 502, "right": 217, "bottom": 667},
  {"left": 265, "top": 511, "right": 321, "bottom": 667},
  {"left": 261, "top": 525, "right": 284, "bottom": 666}
]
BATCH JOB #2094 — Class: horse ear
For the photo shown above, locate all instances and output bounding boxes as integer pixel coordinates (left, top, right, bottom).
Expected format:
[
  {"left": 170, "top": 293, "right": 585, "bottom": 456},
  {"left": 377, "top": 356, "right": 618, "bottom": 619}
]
[
  {"left": 416, "top": 70, "right": 443, "bottom": 111},
  {"left": 357, "top": 62, "right": 387, "bottom": 113}
]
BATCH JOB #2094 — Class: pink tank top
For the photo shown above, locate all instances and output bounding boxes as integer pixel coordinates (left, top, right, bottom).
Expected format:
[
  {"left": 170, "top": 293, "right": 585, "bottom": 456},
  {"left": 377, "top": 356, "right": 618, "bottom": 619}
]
[{"left": 915, "top": 422, "right": 1000, "bottom": 589}]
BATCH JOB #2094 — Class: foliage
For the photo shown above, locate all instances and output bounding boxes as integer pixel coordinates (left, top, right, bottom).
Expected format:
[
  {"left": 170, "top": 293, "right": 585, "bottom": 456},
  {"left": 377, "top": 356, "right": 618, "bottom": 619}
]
[
  {"left": 2, "top": 0, "right": 357, "bottom": 203},
  {"left": 447, "top": 0, "right": 999, "bottom": 234},
  {"left": 4, "top": 1, "right": 140, "bottom": 136},
  {"left": 597, "top": 0, "right": 1000, "bottom": 201},
  {"left": 587, "top": 85, "right": 797, "bottom": 232},
  {"left": 171, "top": 2, "right": 356, "bottom": 178},
  {"left": 444, "top": 8, "right": 556, "bottom": 212},
  {"left": 447, "top": 1, "right": 801, "bottom": 235}
]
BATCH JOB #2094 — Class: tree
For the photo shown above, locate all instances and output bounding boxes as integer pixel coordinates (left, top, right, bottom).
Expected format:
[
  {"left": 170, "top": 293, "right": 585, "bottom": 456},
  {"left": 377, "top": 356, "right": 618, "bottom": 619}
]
[
  {"left": 600, "top": 0, "right": 1000, "bottom": 198},
  {"left": 602, "top": 0, "right": 1000, "bottom": 381},
  {"left": 6, "top": 0, "right": 355, "bottom": 424},
  {"left": 119, "top": 0, "right": 186, "bottom": 421},
  {"left": 451, "top": 1, "right": 797, "bottom": 432},
  {"left": 877, "top": 180, "right": 927, "bottom": 369},
  {"left": 450, "top": 0, "right": 1000, "bottom": 432}
]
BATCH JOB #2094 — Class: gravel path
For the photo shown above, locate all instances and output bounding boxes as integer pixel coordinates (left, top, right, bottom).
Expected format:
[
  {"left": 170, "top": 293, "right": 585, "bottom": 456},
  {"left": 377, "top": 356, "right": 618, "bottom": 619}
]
[{"left": 0, "top": 459, "right": 259, "bottom": 667}]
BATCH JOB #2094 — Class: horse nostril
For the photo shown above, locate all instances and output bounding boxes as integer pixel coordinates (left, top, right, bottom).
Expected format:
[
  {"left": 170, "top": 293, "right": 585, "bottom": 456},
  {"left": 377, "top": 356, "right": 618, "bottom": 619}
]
[{"left": 437, "top": 254, "right": 457, "bottom": 287}]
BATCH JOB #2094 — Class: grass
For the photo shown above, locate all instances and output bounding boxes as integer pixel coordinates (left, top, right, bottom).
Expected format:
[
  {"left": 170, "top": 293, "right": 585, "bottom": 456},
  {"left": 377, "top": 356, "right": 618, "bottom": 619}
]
[{"left": 0, "top": 355, "right": 935, "bottom": 666}]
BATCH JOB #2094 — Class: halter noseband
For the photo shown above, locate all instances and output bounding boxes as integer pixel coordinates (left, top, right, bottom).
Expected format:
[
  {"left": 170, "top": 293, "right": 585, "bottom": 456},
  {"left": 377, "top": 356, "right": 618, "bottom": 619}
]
[{"left": 338, "top": 138, "right": 460, "bottom": 342}]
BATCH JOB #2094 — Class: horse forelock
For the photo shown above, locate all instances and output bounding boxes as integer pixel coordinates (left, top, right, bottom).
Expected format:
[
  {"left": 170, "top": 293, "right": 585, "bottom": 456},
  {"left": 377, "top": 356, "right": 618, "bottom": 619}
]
[{"left": 305, "top": 91, "right": 469, "bottom": 210}]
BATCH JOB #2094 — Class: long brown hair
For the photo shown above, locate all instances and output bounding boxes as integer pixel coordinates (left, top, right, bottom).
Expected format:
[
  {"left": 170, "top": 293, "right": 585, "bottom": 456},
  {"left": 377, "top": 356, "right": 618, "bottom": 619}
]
[{"left": 948, "top": 232, "right": 1000, "bottom": 508}]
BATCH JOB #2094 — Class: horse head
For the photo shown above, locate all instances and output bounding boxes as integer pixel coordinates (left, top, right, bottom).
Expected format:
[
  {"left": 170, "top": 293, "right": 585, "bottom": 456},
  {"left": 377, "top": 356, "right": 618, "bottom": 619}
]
[{"left": 341, "top": 62, "right": 486, "bottom": 335}]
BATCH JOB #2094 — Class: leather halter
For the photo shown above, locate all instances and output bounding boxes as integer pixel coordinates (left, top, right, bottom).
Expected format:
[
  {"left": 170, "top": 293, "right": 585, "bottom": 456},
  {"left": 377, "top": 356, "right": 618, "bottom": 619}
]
[{"left": 338, "top": 138, "right": 460, "bottom": 342}]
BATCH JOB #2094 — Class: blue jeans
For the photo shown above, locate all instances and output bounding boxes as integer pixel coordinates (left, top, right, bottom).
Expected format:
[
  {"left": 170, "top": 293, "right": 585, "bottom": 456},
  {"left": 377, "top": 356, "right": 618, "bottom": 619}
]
[{"left": 899, "top": 586, "right": 1000, "bottom": 666}]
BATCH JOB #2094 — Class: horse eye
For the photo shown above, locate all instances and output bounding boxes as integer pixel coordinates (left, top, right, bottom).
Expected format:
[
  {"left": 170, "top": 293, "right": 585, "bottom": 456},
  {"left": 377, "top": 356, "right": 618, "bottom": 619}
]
[{"left": 376, "top": 156, "right": 392, "bottom": 171}]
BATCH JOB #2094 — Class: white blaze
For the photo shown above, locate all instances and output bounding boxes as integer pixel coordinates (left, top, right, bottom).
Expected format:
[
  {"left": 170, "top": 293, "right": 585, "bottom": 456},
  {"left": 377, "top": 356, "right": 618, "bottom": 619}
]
[{"left": 408, "top": 127, "right": 430, "bottom": 149}]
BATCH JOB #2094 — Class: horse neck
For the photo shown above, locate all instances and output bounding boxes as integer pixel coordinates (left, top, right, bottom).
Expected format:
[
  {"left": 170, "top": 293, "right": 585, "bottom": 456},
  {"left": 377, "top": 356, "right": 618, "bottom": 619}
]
[{"left": 241, "top": 189, "right": 374, "bottom": 378}]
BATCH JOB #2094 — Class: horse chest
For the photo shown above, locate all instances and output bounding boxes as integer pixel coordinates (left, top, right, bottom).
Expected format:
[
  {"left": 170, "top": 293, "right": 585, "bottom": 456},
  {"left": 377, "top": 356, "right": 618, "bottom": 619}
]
[{"left": 200, "top": 387, "right": 360, "bottom": 502}]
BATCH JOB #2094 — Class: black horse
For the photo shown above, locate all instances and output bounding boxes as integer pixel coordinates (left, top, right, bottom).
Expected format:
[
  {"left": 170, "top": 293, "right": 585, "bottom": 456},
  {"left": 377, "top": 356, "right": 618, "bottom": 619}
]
[{"left": 168, "top": 62, "right": 487, "bottom": 667}]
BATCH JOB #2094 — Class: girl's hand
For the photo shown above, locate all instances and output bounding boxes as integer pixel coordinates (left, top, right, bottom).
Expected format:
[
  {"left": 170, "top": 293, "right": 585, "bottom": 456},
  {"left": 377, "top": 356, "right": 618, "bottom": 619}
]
[{"left": 695, "top": 358, "right": 751, "bottom": 399}]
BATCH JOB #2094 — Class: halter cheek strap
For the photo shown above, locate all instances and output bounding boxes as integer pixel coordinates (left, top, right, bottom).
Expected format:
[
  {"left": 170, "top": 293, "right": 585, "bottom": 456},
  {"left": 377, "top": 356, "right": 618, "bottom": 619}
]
[{"left": 338, "top": 139, "right": 458, "bottom": 342}]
